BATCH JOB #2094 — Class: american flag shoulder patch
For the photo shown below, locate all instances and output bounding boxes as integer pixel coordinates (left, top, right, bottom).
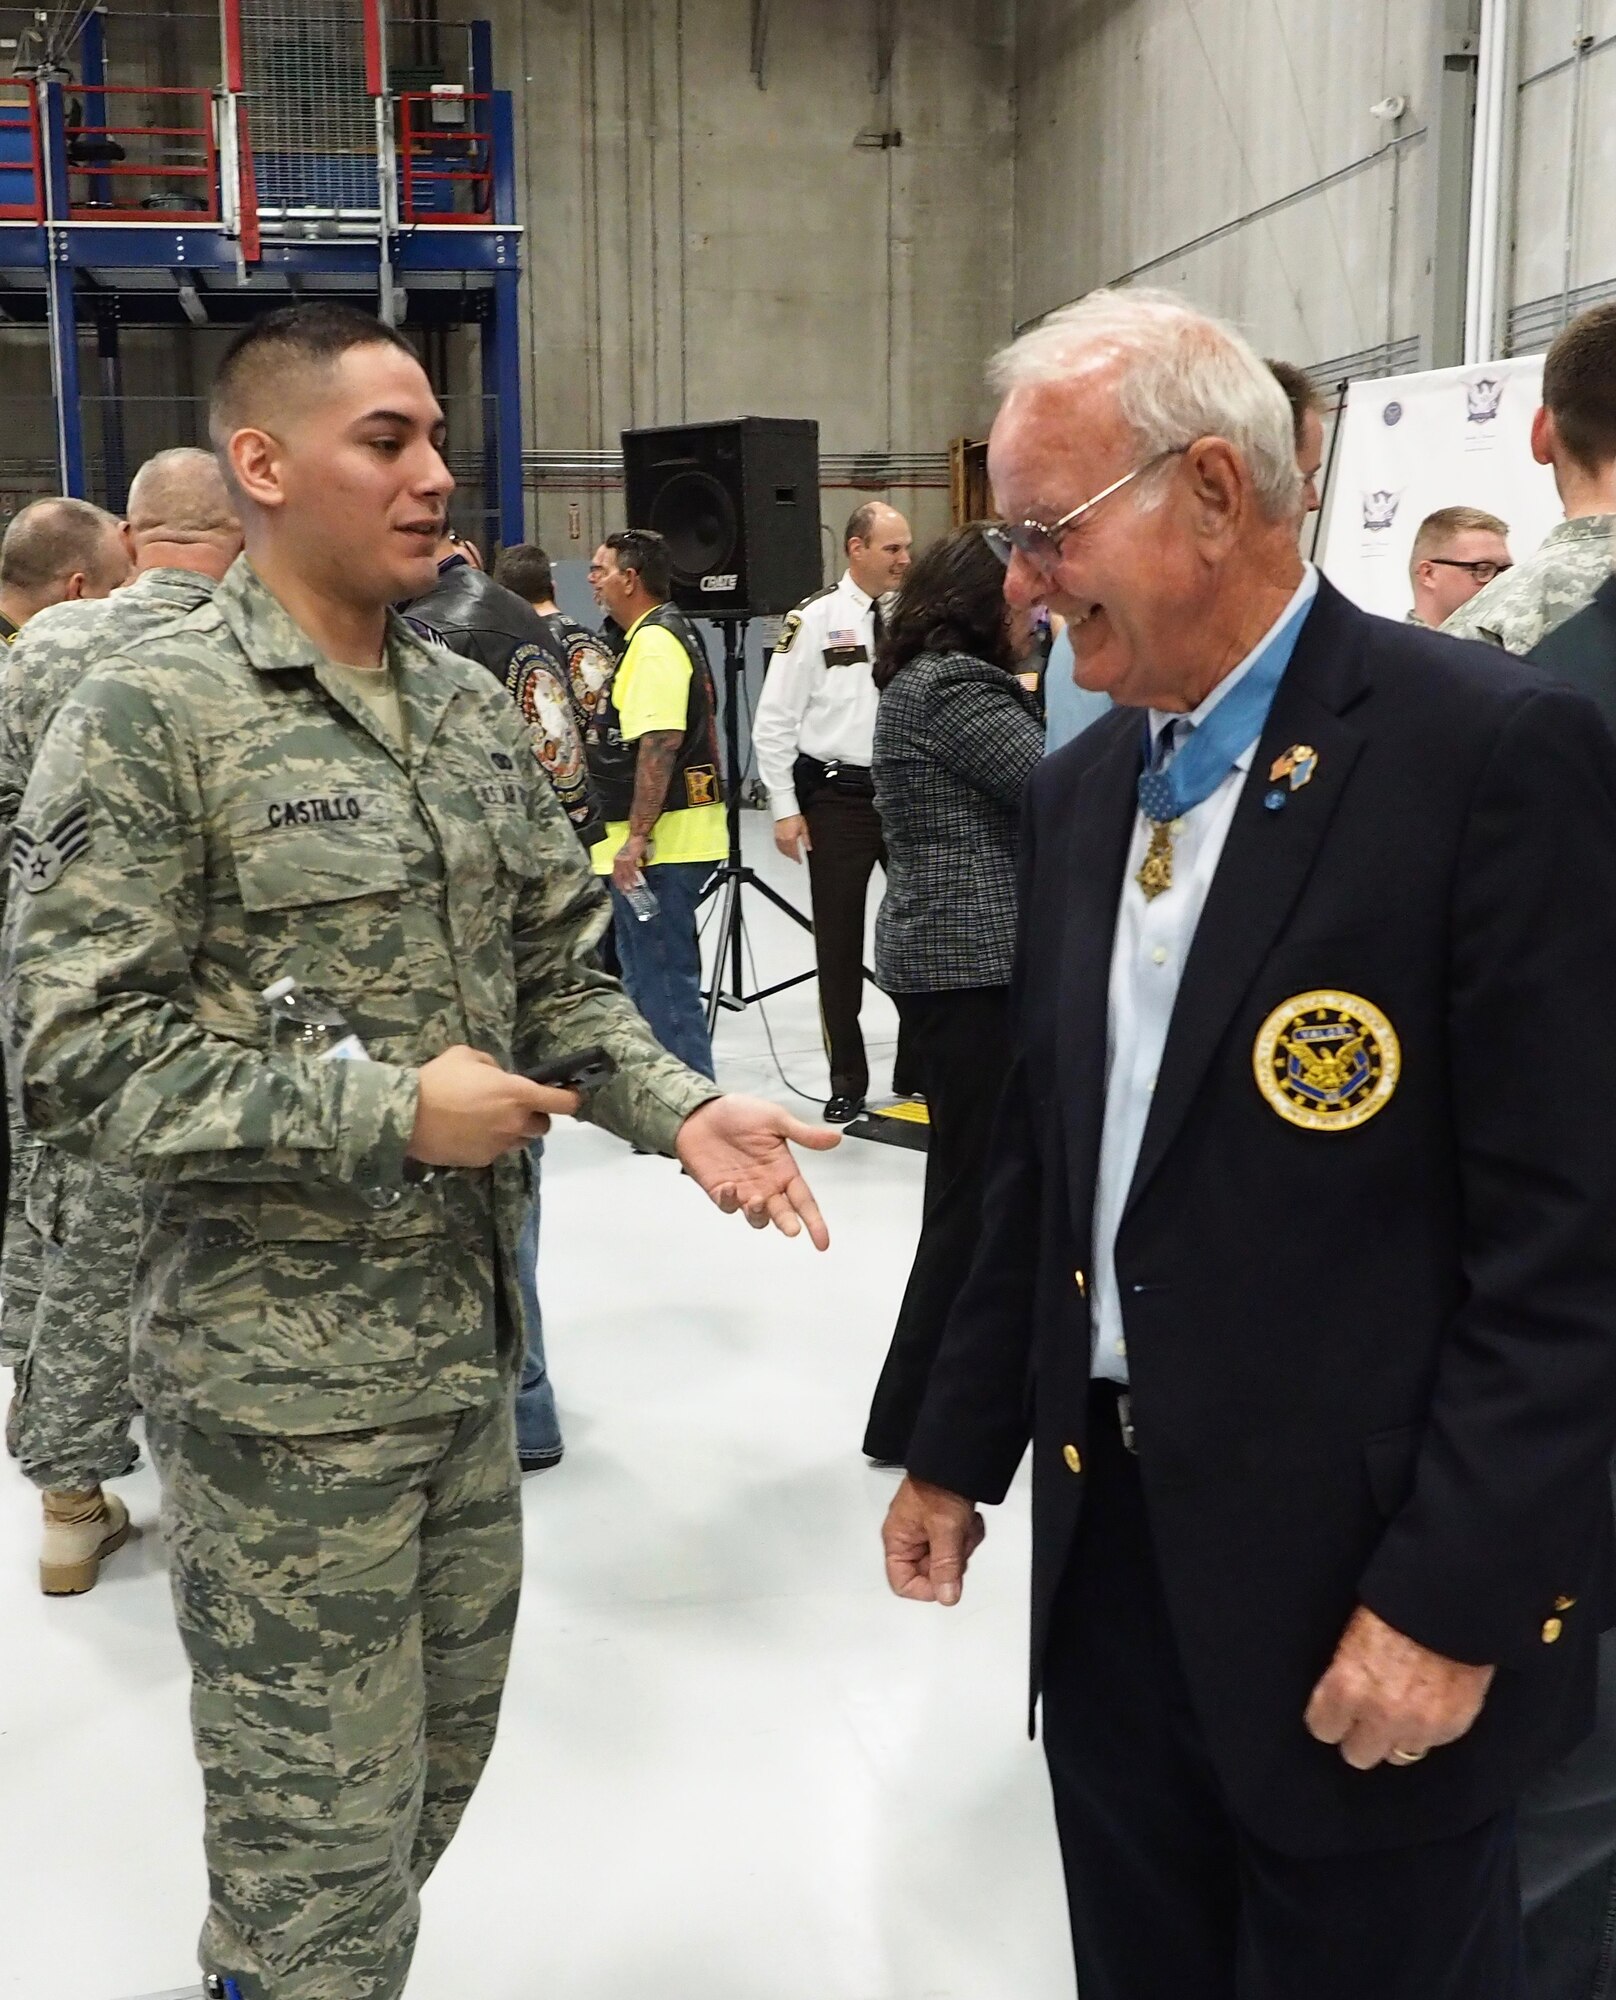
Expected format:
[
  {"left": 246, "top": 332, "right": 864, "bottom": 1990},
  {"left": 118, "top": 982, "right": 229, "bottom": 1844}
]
[{"left": 12, "top": 802, "right": 90, "bottom": 894}]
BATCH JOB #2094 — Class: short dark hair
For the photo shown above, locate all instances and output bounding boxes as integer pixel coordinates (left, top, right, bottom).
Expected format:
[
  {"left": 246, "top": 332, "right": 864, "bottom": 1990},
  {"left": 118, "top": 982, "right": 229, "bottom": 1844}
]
[
  {"left": 1544, "top": 304, "right": 1616, "bottom": 473},
  {"left": 0, "top": 496, "right": 122, "bottom": 594},
  {"left": 845, "top": 502, "right": 884, "bottom": 550},
  {"left": 604, "top": 527, "right": 672, "bottom": 600},
  {"left": 1265, "top": 359, "right": 1323, "bottom": 448},
  {"left": 873, "top": 524, "right": 1013, "bottom": 690},
  {"left": 209, "top": 302, "right": 418, "bottom": 444},
  {"left": 495, "top": 542, "right": 555, "bottom": 603}
]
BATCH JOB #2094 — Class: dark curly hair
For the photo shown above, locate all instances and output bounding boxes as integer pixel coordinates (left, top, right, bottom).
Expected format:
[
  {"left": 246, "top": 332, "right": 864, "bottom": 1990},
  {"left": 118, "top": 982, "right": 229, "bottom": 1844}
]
[{"left": 873, "top": 524, "right": 1015, "bottom": 690}]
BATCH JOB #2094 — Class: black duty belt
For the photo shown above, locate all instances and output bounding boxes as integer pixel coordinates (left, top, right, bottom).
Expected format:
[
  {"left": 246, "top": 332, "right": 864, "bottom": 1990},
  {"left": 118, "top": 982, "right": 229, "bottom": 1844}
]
[{"left": 794, "top": 752, "right": 875, "bottom": 800}]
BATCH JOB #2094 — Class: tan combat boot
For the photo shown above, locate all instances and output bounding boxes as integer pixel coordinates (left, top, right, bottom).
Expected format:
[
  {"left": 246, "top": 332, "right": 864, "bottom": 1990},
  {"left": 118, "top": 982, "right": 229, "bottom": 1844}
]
[{"left": 40, "top": 1486, "right": 132, "bottom": 1595}]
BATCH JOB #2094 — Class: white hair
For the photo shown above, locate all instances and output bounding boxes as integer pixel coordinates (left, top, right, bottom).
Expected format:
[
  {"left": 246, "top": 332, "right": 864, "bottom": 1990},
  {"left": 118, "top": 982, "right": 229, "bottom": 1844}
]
[{"left": 990, "top": 288, "right": 1304, "bottom": 522}]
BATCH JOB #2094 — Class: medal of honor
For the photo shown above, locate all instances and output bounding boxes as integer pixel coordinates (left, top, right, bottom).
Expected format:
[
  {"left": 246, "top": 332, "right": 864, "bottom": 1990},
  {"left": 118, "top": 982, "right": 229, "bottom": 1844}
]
[
  {"left": 1253, "top": 989, "right": 1400, "bottom": 1132},
  {"left": 1131, "top": 583, "right": 1318, "bottom": 905},
  {"left": 1136, "top": 821, "right": 1176, "bottom": 901}
]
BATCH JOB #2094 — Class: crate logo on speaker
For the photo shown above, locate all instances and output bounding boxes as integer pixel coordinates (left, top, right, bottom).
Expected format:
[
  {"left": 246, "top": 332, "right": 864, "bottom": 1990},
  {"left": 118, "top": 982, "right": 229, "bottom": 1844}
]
[{"left": 700, "top": 573, "right": 739, "bottom": 593}]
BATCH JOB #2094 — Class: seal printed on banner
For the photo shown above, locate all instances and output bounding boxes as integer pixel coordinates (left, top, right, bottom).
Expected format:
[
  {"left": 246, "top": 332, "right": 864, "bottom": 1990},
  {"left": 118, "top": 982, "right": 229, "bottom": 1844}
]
[
  {"left": 1466, "top": 376, "right": 1505, "bottom": 426},
  {"left": 1361, "top": 489, "right": 1402, "bottom": 534},
  {"left": 1253, "top": 989, "right": 1401, "bottom": 1133}
]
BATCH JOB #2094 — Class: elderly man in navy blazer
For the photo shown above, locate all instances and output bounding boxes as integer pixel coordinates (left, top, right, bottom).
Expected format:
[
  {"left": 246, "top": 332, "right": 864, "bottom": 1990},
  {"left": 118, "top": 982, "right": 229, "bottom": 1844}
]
[{"left": 881, "top": 289, "right": 1616, "bottom": 2000}]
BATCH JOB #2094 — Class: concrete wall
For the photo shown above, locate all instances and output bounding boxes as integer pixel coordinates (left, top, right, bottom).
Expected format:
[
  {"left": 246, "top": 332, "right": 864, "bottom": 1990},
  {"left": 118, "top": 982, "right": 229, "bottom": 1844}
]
[
  {"left": 482, "top": 0, "right": 1014, "bottom": 563},
  {"left": 1509, "top": 0, "right": 1616, "bottom": 351},
  {"left": 1013, "top": 0, "right": 1437, "bottom": 376}
]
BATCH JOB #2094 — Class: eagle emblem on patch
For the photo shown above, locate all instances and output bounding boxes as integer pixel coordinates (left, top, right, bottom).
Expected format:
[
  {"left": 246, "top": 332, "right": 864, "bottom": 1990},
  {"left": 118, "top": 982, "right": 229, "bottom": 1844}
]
[
  {"left": 1253, "top": 989, "right": 1400, "bottom": 1133},
  {"left": 11, "top": 803, "right": 90, "bottom": 894}
]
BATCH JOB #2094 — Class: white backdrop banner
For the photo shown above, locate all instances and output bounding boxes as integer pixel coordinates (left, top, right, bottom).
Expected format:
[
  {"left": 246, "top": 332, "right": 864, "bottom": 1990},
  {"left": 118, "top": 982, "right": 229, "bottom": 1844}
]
[{"left": 1318, "top": 356, "right": 1560, "bottom": 620}]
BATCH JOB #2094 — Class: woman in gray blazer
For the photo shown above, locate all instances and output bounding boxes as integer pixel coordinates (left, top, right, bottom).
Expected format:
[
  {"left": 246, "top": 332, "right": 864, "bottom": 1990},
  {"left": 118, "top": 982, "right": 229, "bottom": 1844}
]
[{"left": 863, "top": 525, "right": 1045, "bottom": 1464}]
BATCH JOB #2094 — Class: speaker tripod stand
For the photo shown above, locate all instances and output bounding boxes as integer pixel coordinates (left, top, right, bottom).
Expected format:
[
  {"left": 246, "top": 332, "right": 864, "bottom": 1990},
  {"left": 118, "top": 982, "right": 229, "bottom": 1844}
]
[{"left": 700, "top": 617, "right": 818, "bottom": 1036}]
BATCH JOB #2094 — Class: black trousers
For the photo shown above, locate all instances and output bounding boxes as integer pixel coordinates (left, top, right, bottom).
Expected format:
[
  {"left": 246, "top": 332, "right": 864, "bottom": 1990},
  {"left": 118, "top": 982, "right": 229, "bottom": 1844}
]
[
  {"left": 802, "top": 778, "right": 884, "bottom": 1100},
  {"left": 1043, "top": 1385, "right": 1527, "bottom": 2000},
  {"left": 863, "top": 986, "right": 1011, "bottom": 1463}
]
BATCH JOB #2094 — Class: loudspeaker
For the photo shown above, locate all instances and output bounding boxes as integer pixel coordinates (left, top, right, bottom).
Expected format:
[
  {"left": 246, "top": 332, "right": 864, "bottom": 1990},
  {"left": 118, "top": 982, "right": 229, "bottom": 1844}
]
[{"left": 621, "top": 417, "right": 822, "bottom": 619}]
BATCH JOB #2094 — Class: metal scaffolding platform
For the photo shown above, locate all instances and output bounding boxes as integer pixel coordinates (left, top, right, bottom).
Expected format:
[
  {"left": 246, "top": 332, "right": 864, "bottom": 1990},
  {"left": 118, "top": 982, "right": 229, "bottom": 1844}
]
[{"left": 0, "top": 0, "right": 523, "bottom": 539}]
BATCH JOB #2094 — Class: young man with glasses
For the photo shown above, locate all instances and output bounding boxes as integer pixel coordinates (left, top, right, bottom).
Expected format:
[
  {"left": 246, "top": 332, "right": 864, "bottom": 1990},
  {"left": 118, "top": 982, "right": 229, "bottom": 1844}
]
[{"left": 1407, "top": 506, "right": 1513, "bottom": 629}]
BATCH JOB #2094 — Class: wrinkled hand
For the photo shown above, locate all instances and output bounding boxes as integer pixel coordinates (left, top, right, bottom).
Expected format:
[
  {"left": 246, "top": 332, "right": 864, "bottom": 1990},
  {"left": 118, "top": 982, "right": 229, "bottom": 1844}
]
[
  {"left": 1305, "top": 1604, "right": 1495, "bottom": 1770},
  {"left": 408, "top": 1046, "right": 580, "bottom": 1167},
  {"left": 774, "top": 814, "right": 810, "bottom": 863},
  {"left": 674, "top": 1094, "right": 839, "bottom": 1248},
  {"left": 882, "top": 1475, "right": 985, "bottom": 1607},
  {"left": 612, "top": 834, "right": 651, "bottom": 894}
]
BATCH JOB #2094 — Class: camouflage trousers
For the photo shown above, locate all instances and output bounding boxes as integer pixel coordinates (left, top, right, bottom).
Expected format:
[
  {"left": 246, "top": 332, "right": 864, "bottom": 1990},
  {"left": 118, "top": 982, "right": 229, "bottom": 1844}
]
[
  {"left": 0, "top": 1112, "right": 43, "bottom": 1369},
  {"left": 147, "top": 1396, "right": 522, "bottom": 2000},
  {"left": 11, "top": 1147, "right": 141, "bottom": 1489}
]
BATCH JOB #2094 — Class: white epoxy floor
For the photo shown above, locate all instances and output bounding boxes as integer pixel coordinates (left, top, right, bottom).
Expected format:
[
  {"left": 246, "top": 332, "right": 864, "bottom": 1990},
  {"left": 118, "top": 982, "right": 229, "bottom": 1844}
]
[{"left": 0, "top": 823, "right": 1073, "bottom": 2000}]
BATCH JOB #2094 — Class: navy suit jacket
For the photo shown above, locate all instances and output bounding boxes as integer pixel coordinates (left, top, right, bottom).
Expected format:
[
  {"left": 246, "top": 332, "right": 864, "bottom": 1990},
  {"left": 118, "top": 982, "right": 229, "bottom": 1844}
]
[{"left": 905, "top": 577, "right": 1616, "bottom": 1857}]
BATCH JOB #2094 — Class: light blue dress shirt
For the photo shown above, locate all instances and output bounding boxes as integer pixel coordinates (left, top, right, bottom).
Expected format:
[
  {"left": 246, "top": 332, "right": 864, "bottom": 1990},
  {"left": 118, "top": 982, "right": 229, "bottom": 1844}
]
[{"left": 1090, "top": 566, "right": 1321, "bottom": 1383}]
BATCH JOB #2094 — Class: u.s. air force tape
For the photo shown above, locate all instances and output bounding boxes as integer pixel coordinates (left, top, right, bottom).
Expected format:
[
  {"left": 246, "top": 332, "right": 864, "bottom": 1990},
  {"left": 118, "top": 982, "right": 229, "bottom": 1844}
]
[
  {"left": 1252, "top": 989, "right": 1400, "bottom": 1132},
  {"left": 11, "top": 803, "right": 90, "bottom": 894}
]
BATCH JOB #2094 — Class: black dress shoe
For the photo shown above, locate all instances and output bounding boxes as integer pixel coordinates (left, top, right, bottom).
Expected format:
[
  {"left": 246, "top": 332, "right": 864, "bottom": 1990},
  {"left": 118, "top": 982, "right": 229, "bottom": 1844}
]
[
  {"left": 519, "top": 1445, "right": 564, "bottom": 1474},
  {"left": 824, "top": 1094, "right": 866, "bottom": 1124}
]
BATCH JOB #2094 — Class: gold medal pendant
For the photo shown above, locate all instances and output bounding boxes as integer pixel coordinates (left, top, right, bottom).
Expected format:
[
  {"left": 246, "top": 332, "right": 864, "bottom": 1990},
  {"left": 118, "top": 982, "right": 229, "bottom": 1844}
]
[{"left": 1136, "top": 820, "right": 1175, "bottom": 901}]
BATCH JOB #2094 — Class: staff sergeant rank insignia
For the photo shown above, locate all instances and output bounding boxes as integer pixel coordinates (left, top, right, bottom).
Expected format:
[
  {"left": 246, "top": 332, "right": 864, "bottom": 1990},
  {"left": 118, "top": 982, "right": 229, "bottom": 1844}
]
[
  {"left": 12, "top": 802, "right": 90, "bottom": 894},
  {"left": 1253, "top": 989, "right": 1401, "bottom": 1132}
]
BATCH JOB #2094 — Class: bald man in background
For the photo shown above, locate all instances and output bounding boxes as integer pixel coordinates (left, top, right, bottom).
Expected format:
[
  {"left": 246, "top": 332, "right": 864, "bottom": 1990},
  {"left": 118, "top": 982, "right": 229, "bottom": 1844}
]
[
  {"left": 0, "top": 448, "right": 242, "bottom": 1592},
  {"left": 0, "top": 495, "right": 130, "bottom": 642}
]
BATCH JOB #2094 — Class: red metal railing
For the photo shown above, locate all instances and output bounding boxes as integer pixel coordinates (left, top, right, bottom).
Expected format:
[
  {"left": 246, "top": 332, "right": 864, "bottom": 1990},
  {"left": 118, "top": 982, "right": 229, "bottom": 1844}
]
[
  {"left": 0, "top": 89, "right": 44, "bottom": 221},
  {"left": 66, "top": 84, "right": 219, "bottom": 223},
  {"left": 398, "top": 89, "right": 492, "bottom": 224},
  {"left": 235, "top": 99, "right": 260, "bottom": 263}
]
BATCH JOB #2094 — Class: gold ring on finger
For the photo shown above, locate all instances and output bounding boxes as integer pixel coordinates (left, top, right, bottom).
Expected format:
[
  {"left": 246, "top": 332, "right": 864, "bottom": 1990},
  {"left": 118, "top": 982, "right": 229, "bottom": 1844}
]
[{"left": 1388, "top": 1747, "right": 1429, "bottom": 1766}]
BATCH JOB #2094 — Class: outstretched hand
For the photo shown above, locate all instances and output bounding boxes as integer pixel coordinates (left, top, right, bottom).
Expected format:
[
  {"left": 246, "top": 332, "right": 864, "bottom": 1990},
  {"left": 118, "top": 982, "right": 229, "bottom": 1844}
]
[{"left": 674, "top": 1094, "right": 840, "bottom": 1248}]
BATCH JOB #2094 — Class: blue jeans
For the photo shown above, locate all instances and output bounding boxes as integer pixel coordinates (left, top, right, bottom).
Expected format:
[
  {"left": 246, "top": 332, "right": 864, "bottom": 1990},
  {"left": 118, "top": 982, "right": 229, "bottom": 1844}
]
[
  {"left": 610, "top": 860, "right": 716, "bottom": 1079},
  {"left": 513, "top": 1139, "right": 561, "bottom": 1459}
]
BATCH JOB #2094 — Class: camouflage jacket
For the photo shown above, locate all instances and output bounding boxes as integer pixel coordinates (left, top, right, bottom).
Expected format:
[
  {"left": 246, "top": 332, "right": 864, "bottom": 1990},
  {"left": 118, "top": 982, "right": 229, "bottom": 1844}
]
[
  {"left": 0, "top": 568, "right": 219, "bottom": 899},
  {"left": 1, "top": 556, "right": 715, "bottom": 1435},
  {"left": 1440, "top": 514, "right": 1616, "bottom": 654}
]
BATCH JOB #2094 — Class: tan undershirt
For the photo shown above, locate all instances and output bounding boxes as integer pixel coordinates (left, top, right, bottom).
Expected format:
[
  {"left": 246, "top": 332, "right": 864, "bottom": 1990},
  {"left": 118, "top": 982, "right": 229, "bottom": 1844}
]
[{"left": 325, "top": 658, "right": 411, "bottom": 762}]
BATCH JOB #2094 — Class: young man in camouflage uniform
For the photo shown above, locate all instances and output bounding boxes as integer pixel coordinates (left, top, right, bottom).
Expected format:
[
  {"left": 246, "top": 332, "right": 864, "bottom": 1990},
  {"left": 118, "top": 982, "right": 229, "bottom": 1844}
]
[
  {"left": 1, "top": 303, "right": 835, "bottom": 2000},
  {"left": 1442, "top": 303, "right": 1616, "bottom": 654},
  {"left": 0, "top": 448, "right": 242, "bottom": 1592}
]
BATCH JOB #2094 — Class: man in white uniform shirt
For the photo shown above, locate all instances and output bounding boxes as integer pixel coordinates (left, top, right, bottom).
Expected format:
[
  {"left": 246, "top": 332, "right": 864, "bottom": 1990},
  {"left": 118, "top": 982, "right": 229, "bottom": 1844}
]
[{"left": 753, "top": 501, "right": 912, "bottom": 1121}]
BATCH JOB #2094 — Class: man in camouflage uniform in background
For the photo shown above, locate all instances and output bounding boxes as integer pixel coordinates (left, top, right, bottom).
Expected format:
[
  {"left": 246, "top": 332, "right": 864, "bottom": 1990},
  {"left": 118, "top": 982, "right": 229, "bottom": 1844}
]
[
  {"left": 2, "top": 303, "right": 835, "bottom": 2000},
  {"left": 0, "top": 449, "right": 242, "bottom": 1593},
  {"left": 0, "top": 496, "right": 131, "bottom": 1407},
  {"left": 1450, "top": 292, "right": 1616, "bottom": 2000},
  {"left": 1442, "top": 303, "right": 1616, "bottom": 654}
]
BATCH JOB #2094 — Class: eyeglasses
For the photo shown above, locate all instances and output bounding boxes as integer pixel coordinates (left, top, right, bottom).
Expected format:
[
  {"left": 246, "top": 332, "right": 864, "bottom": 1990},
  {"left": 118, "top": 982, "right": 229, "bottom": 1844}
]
[
  {"left": 983, "top": 447, "right": 1189, "bottom": 575},
  {"left": 1428, "top": 557, "right": 1512, "bottom": 584}
]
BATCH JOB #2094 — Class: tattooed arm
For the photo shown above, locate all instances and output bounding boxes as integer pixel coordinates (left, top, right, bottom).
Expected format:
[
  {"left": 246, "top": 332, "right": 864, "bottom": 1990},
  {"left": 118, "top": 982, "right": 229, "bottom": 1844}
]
[{"left": 612, "top": 728, "right": 683, "bottom": 890}]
